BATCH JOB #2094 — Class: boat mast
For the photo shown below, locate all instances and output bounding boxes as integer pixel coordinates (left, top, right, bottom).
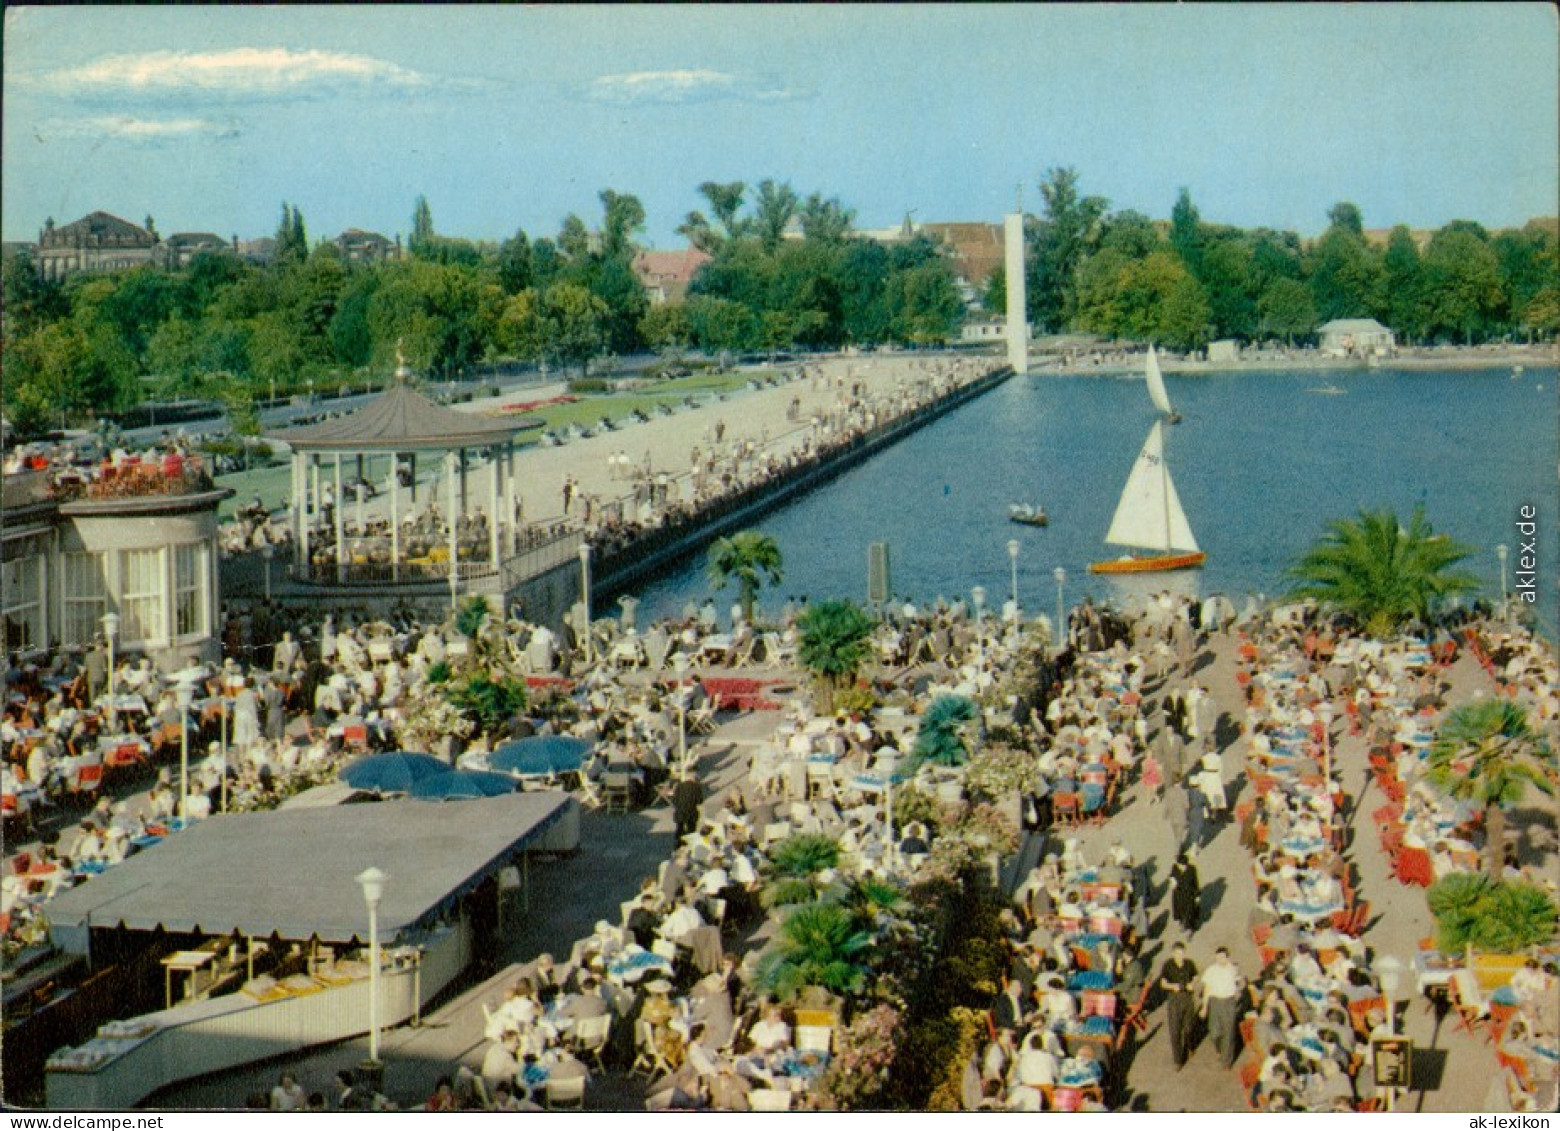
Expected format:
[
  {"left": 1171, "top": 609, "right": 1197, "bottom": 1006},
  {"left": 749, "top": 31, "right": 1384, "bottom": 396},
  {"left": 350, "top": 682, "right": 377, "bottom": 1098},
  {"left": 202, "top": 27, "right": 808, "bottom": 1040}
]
[{"left": 1160, "top": 430, "right": 1172, "bottom": 554}]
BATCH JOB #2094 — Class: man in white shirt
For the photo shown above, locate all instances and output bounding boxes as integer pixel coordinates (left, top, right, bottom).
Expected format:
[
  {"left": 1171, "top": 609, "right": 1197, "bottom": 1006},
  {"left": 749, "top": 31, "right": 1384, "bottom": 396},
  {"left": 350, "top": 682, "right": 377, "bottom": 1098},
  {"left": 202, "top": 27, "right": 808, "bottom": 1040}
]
[
  {"left": 1200, "top": 948, "right": 1246, "bottom": 1068},
  {"left": 659, "top": 897, "right": 705, "bottom": 944}
]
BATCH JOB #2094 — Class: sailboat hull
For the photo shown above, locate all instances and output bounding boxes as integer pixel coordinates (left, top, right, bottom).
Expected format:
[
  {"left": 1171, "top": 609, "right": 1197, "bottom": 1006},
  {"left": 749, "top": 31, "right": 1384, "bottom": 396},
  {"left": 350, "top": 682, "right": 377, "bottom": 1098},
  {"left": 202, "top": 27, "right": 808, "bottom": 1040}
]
[{"left": 1089, "top": 551, "right": 1206, "bottom": 574}]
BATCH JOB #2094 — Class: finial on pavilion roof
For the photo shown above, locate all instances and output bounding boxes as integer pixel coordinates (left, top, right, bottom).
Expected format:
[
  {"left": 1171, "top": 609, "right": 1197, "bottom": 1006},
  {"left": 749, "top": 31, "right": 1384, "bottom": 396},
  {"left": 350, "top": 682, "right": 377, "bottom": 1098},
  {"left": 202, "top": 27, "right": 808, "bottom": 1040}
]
[{"left": 394, "top": 337, "right": 413, "bottom": 383}]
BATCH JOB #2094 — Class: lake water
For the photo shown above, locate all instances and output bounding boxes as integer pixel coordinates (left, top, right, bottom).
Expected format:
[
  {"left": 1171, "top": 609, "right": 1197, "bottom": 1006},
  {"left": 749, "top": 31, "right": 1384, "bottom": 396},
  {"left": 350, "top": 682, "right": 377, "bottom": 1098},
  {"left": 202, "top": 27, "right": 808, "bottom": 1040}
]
[{"left": 627, "top": 366, "right": 1559, "bottom": 636}]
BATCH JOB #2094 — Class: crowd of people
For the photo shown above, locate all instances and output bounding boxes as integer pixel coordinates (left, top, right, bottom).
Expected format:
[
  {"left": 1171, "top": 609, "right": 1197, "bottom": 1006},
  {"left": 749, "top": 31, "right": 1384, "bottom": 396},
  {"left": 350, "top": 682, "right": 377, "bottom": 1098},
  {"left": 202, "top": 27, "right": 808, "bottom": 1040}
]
[{"left": 5, "top": 549, "right": 1556, "bottom": 1112}]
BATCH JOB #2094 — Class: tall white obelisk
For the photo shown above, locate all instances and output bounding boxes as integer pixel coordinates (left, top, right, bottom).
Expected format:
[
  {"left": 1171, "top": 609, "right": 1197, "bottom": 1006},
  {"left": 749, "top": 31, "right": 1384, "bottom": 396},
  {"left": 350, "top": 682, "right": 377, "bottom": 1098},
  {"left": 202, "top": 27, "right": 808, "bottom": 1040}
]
[{"left": 1003, "top": 210, "right": 1028, "bottom": 374}]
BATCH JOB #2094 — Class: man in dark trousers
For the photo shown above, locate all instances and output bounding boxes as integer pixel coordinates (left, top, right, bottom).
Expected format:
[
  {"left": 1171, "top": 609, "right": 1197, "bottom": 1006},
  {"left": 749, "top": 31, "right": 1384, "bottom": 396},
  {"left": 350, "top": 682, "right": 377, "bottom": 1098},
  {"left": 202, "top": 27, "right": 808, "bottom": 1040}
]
[
  {"left": 1158, "top": 940, "right": 1200, "bottom": 1070},
  {"left": 672, "top": 771, "right": 703, "bottom": 840}
]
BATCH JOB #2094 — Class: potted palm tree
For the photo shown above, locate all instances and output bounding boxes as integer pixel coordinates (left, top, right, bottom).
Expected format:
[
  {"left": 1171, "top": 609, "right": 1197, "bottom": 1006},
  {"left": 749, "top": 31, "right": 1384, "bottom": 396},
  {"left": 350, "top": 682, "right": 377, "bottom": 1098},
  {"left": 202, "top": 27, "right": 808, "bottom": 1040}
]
[
  {"left": 1426, "top": 698, "right": 1554, "bottom": 879},
  {"left": 797, "top": 599, "right": 877, "bottom": 714},
  {"left": 763, "top": 833, "right": 844, "bottom": 908},
  {"left": 754, "top": 902, "right": 872, "bottom": 1003},
  {"left": 1287, "top": 505, "right": 1477, "bottom": 637}
]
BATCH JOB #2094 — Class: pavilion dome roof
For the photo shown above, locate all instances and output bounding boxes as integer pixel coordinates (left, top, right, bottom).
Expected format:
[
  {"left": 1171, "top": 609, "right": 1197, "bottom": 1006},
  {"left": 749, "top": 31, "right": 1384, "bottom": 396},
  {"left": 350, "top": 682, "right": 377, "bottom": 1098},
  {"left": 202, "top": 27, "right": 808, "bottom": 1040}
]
[{"left": 269, "top": 381, "right": 535, "bottom": 452}]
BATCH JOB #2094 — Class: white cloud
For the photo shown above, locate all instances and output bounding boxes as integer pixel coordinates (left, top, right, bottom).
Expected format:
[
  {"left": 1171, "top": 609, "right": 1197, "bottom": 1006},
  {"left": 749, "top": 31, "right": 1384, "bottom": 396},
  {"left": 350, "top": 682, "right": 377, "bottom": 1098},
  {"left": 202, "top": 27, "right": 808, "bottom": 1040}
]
[
  {"left": 28, "top": 47, "right": 434, "bottom": 100},
  {"left": 588, "top": 68, "right": 805, "bottom": 105},
  {"left": 38, "top": 116, "right": 243, "bottom": 143}
]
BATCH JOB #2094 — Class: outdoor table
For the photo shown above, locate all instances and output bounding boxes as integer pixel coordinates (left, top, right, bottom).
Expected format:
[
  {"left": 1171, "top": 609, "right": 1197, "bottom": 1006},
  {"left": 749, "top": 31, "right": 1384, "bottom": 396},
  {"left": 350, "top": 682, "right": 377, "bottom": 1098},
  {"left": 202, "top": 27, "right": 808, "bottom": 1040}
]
[
  {"left": 607, "top": 949, "right": 672, "bottom": 984},
  {"left": 1276, "top": 898, "right": 1344, "bottom": 926},
  {"left": 162, "top": 950, "right": 216, "bottom": 1008},
  {"left": 1280, "top": 836, "right": 1330, "bottom": 857},
  {"left": 1068, "top": 970, "right": 1114, "bottom": 992}
]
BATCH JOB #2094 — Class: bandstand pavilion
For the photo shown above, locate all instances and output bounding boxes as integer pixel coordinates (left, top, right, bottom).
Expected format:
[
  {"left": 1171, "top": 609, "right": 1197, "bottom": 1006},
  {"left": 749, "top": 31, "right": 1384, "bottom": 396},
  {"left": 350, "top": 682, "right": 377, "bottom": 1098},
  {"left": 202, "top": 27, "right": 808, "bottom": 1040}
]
[{"left": 268, "top": 357, "right": 535, "bottom": 595}]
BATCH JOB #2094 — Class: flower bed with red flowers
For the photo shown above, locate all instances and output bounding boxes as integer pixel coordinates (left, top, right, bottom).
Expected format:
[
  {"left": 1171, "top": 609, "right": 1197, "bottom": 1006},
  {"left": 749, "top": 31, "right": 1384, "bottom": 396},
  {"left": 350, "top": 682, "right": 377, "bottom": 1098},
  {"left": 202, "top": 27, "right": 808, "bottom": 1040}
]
[
  {"left": 497, "top": 394, "right": 579, "bottom": 414},
  {"left": 659, "top": 676, "right": 785, "bottom": 711}
]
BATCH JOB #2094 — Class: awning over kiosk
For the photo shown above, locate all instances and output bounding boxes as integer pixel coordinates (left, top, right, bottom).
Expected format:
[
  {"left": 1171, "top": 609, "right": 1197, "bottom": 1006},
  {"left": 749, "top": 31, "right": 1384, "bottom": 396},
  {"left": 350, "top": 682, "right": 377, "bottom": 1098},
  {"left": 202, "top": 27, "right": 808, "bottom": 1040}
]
[{"left": 47, "top": 793, "right": 575, "bottom": 952}]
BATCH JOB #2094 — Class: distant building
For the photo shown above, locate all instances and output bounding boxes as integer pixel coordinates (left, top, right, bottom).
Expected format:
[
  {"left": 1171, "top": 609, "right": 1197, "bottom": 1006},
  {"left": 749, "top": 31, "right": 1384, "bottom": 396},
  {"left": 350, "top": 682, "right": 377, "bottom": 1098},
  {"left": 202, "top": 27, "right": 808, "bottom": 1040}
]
[
  {"left": 920, "top": 222, "right": 1005, "bottom": 294},
  {"left": 960, "top": 318, "right": 1033, "bottom": 343},
  {"left": 152, "top": 232, "right": 228, "bottom": 269},
  {"left": 234, "top": 237, "right": 277, "bottom": 266},
  {"left": 1318, "top": 318, "right": 1395, "bottom": 356},
  {"left": 1207, "top": 339, "right": 1241, "bottom": 363},
  {"left": 632, "top": 248, "right": 711, "bottom": 305},
  {"left": 35, "top": 211, "right": 157, "bottom": 281},
  {"left": 856, "top": 218, "right": 1004, "bottom": 309},
  {"left": 334, "top": 228, "right": 398, "bottom": 264}
]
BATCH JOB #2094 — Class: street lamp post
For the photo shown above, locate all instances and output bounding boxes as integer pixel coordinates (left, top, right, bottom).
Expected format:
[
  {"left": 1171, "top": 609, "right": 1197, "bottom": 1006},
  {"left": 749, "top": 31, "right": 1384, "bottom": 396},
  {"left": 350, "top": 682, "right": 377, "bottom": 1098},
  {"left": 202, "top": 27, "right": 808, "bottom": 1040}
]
[
  {"left": 971, "top": 586, "right": 987, "bottom": 668},
  {"left": 101, "top": 612, "right": 119, "bottom": 703},
  {"left": 261, "top": 542, "right": 275, "bottom": 601},
  {"left": 1007, "top": 539, "right": 1021, "bottom": 640},
  {"left": 578, "top": 543, "right": 594, "bottom": 664},
  {"left": 175, "top": 681, "right": 195, "bottom": 823},
  {"left": 1496, "top": 544, "right": 1509, "bottom": 622},
  {"left": 1053, "top": 567, "right": 1067, "bottom": 649},
  {"left": 356, "top": 867, "right": 387, "bottom": 1068}
]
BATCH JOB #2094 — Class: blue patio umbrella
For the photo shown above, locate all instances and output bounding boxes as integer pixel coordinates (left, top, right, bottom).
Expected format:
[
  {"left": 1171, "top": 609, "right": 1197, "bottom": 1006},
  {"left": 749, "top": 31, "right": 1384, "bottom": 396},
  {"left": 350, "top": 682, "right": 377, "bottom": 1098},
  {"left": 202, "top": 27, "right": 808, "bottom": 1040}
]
[
  {"left": 340, "top": 750, "right": 450, "bottom": 794},
  {"left": 489, "top": 735, "right": 593, "bottom": 777},
  {"left": 409, "top": 769, "right": 517, "bottom": 801}
]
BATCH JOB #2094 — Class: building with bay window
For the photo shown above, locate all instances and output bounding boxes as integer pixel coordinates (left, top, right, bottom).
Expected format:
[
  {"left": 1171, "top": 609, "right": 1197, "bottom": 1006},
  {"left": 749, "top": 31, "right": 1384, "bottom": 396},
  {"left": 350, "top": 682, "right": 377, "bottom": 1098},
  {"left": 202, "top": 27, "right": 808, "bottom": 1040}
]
[{"left": 1, "top": 464, "right": 230, "bottom": 667}]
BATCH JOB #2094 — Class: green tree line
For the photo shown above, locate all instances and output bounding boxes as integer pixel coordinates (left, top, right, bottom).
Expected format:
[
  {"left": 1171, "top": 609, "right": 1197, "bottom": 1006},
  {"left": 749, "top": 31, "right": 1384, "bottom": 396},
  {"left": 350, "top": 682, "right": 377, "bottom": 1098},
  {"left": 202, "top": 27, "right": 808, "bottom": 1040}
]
[
  {"left": 1, "top": 180, "right": 966, "bottom": 437},
  {"left": 1011, "top": 168, "right": 1559, "bottom": 351}
]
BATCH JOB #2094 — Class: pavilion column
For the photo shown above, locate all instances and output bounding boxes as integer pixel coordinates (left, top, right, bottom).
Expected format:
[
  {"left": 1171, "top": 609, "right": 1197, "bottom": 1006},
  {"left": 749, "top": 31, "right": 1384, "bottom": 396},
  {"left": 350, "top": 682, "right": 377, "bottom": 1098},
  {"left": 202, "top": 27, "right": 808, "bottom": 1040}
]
[
  {"left": 310, "top": 456, "right": 321, "bottom": 535},
  {"left": 389, "top": 453, "right": 400, "bottom": 584},
  {"left": 291, "top": 452, "right": 305, "bottom": 573},
  {"left": 302, "top": 456, "right": 315, "bottom": 579},
  {"left": 489, "top": 446, "right": 501, "bottom": 570},
  {"left": 459, "top": 449, "right": 469, "bottom": 517},
  {"left": 334, "top": 453, "right": 345, "bottom": 584},
  {"left": 447, "top": 451, "right": 460, "bottom": 612},
  {"left": 506, "top": 446, "right": 518, "bottom": 546}
]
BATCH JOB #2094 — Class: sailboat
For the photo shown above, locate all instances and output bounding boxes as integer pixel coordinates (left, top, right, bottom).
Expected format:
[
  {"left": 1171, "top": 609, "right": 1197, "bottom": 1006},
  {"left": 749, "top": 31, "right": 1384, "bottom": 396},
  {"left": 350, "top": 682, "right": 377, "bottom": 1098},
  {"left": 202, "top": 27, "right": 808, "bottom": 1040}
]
[
  {"left": 1144, "top": 343, "right": 1182, "bottom": 423},
  {"left": 1089, "top": 420, "right": 1205, "bottom": 574}
]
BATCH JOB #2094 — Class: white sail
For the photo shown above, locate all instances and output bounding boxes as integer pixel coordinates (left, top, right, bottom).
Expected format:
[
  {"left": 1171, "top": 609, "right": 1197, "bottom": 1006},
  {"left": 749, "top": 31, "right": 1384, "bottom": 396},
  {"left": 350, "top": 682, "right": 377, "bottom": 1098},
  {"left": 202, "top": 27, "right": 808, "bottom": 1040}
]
[
  {"left": 1144, "top": 343, "right": 1174, "bottom": 417},
  {"left": 1104, "top": 420, "right": 1201, "bottom": 553}
]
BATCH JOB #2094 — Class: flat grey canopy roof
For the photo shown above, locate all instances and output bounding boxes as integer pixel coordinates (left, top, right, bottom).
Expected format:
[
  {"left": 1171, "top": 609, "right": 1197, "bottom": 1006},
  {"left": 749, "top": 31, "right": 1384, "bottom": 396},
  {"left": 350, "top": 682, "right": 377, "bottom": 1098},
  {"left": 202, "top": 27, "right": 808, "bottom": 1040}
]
[
  {"left": 268, "top": 383, "right": 536, "bottom": 452},
  {"left": 47, "top": 793, "right": 571, "bottom": 948}
]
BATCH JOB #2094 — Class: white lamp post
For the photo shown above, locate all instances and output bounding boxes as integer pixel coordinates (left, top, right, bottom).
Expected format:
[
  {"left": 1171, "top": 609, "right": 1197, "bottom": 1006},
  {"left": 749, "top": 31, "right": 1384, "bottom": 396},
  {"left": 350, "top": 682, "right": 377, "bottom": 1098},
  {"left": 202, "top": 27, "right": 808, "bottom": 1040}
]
[
  {"left": 175, "top": 680, "right": 195, "bottom": 823},
  {"left": 578, "top": 543, "right": 594, "bottom": 664},
  {"left": 1053, "top": 567, "right": 1067, "bottom": 648},
  {"left": 1496, "top": 544, "right": 1509, "bottom": 622},
  {"left": 671, "top": 652, "right": 692, "bottom": 772},
  {"left": 262, "top": 542, "right": 275, "bottom": 600},
  {"left": 356, "top": 866, "right": 387, "bottom": 1066},
  {"left": 101, "top": 611, "right": 119, "bottom": 701},
  {"left": 971, "top": 586, "right": 987, "bottom": 667},
  {"left": 1007, "top": 539, "right": 1021, "bottom": 638}
]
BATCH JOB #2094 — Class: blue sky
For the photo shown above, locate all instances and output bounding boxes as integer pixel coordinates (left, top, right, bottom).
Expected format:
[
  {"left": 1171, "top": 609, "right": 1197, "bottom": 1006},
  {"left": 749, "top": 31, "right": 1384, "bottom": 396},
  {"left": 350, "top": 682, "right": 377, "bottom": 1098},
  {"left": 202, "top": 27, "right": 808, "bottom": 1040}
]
[{"left": 4, "top": 4, "right": 1555, "bottom": 248}]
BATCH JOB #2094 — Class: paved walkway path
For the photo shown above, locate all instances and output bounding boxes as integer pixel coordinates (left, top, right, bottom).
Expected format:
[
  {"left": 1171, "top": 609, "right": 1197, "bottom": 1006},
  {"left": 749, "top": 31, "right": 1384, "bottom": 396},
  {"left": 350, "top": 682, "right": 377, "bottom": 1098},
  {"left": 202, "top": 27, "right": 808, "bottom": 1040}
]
[{"left": 1072, "top": 629, "right": 1505, "bottom": 1112}]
